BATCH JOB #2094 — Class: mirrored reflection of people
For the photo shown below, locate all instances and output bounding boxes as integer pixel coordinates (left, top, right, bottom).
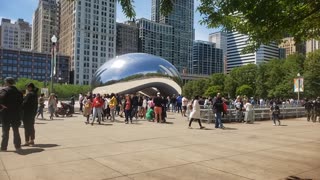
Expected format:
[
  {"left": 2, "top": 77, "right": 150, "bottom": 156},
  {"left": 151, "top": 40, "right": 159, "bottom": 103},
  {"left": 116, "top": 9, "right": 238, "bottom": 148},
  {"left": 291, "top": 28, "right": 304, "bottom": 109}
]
[
  {"left": 0, "top": 77, "right": 23, "bottom": 151},
  {"left": 22, "top": 83, "right": 38, "bottom": 146}
]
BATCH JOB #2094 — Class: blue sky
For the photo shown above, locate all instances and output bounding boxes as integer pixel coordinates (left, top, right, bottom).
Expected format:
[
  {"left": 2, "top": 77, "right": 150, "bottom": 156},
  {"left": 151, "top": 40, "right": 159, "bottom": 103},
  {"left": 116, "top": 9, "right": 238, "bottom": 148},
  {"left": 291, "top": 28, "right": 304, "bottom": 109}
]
[{"left": 0, "top": 0, "right": 219, "bottom": 41}]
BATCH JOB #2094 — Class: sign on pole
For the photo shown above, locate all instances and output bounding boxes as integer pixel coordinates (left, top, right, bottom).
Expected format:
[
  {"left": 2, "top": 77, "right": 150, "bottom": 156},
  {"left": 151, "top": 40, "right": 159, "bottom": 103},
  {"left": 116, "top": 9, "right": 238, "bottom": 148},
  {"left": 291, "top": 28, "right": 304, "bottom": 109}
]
[{"left": 293, "top": 78, "right": 304, "bottom": 92}]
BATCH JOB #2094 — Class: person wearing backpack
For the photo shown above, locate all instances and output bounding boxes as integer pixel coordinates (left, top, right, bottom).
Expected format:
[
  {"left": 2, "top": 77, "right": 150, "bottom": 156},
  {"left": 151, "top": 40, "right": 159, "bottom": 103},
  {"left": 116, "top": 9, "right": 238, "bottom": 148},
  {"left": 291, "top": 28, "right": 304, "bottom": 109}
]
[
  {"left": 270, "top": 103, "right": 281, "bottom": 126},
  {"left": 213, "top": 93, "right": 225, "bottom": 129}
]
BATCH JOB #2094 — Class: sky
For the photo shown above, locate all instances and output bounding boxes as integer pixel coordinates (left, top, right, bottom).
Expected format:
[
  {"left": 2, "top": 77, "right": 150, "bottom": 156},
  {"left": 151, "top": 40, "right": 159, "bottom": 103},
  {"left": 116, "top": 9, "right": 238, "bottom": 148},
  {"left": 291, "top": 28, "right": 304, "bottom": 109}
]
[{"left": 0, "top": 0, "right": 219, "bottom": 41}]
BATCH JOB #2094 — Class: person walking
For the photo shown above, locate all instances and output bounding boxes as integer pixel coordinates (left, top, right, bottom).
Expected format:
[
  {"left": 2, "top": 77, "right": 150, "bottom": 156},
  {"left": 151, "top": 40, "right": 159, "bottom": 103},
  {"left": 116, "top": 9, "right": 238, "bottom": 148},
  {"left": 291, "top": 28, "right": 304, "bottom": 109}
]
[
  {"left": 213, "top": 93, "right": 224, "bottom": 129},
  {"left": 22, "top": 83, "right": 38, "bottom": 146},
  {"left": 79, "top": 93, "right": 84, "bottom": 112},
  {"left": 153, "top": 92, "right": 163, "bottom": 123},
  {"left": 91, "top": 93, "right": 104, "bottom": 125},
  {"left": 182, "top": 96, "right": 188, "bottom": 117},
  {"left": 0, "top": 77, "right": 23, "bottom": 151},
  {"left": 36, "top": 93, "right": 45, "bottom": 119},
  {"left": 48, "top": 93, "right": 56, "bottom": 120},
  {"left": 83, "top": 95, "right": 92, "bottom": 124},
  {"left": 270, "top": 103, "right": 281, "bottom": 125},
  {"left": 188, "top": 95, "right": 205, "bottom": 129}
]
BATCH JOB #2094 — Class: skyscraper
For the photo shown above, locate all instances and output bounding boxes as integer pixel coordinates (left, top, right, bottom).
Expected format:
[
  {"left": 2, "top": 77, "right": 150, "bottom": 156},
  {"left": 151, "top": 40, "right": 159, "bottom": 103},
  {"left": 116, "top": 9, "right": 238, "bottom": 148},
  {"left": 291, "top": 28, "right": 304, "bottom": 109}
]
[
  {"left": 192, "top": 40, "right": 223, "bottom": 75},
  {"left": 209, "top": 32, "right": 227, "bottom": 60},
  {"left": 151, "top": 0, "right": 194, "bottom": 73},
  {"left": 32, "top": 0, "right": 57, "bottom": 53},
  {"left": 278, "top": 37, "right": 306, "bottom": 57},
  {"left": 0, "top": 18, "right": 32, "bottom": 50},
  {"left": 137, "top": 18, "right": 174, "bottom": 64},
  {"left": 227, "top": 31, "right": 280, "bottom": 72},
  {"left": 306, "top": 39, "right": 320, "bottom": 53},
  {"left": 59, "top": 0, "right": 116, "bottom": 85},
  {"left": 116, "top": 21, "right": 139, "bottom": 55}
]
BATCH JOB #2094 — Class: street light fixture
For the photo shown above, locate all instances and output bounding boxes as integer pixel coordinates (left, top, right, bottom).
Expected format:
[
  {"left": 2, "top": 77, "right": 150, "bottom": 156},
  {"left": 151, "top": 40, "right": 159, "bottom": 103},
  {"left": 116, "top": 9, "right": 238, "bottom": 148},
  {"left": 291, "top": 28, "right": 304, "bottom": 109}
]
[{"left": 51, "top": 35, "right": 57, "bottom": 94}]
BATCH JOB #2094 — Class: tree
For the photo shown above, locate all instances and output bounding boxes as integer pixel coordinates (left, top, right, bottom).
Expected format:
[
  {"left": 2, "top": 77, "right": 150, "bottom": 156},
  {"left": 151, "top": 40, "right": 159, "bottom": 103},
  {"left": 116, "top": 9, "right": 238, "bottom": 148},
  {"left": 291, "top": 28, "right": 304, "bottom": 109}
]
[
  {"left": 236, "top": 85, "right": 254, "bottom": 98},
  {"left": 197, "top": 0, "right": 320, "bottom": 52},
  {"left": 304, "top": 50, "right": 320, "bottom": 97},
  {"left": 204, "top": 85, "right": 223, "bottom": 98}
]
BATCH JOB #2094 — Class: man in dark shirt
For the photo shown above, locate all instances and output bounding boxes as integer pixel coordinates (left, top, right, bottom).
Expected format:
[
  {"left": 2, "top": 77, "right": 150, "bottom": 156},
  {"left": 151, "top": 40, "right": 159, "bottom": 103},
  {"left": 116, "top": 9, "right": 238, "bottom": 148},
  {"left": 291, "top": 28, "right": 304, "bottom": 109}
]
[
  {"left": 154, "top": 92, "right": 163, "bottom": 123},
  {"left": 212, "top": 93, "right": 224, "bottom": 129},
  {"left": 0, "top": 77, "right": 23, "bottom": 151}
]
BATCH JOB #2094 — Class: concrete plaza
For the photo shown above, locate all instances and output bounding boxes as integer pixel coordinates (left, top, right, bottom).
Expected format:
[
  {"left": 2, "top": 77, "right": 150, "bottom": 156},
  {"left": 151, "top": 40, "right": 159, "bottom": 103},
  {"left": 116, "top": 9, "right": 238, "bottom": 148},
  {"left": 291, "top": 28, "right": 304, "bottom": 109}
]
[{"left": 0, "top": 112, "right": 319, "bottom": 180}]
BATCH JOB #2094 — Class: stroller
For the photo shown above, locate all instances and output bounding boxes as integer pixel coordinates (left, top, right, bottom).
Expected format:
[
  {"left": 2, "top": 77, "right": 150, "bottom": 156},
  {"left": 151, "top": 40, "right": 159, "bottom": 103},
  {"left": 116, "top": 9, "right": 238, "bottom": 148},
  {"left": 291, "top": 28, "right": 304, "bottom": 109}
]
[{"left": 57, "top": 102, "right": 74, "bottom": 117}]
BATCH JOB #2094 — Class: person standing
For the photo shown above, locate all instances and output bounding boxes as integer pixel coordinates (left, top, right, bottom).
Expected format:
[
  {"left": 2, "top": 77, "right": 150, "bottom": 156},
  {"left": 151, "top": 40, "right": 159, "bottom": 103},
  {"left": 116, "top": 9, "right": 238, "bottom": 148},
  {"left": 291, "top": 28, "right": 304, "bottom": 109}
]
[
  {"left": 0, "top": 77, "right": 23, "bottom": 151},
  {"left": 79, "top": 93, "right": 84, "bottom": 112},
  {"left": 270, "top": 103, "right": 281, "bottom": 125},
  {"left": 48, "top": 94, "right": 56, "bottom": 120},
  {"left": 188, "top": 95, "right": 205, "bottom": 129},
  {"left": 124, "top": 94, "right": 133, "bottom": 124},
  {"left": 36, "top": 93, "right": 45, "bottom": 119},
  {"left": 83, "top": 95, "right": 92, "bottom": 124},
  {"left": 170, "top": 94, "right": 176, "bottom": 112},
  {"left": 153, "top": 92, "right": 163, "bottom": 123},
  {"left": 91, "top": 93, "right": 104, "bottom": 125},
  {"left": 213, "top": 93, "right": 224, "bottom": 129},
  {"left": 109, "top": 93, "right": 117, "bottom": 122},
  {"left": 176, "top": 94, "right": 182, "bottom": 113},
  {"left": 304, "top": 99, "right": 313, "bottom": 122},
  {"left": 182, "top": 96, "right": 188, "bottom": 117},
  {"left": 22, "top": 83, "right": 38, "bottom": 146}
]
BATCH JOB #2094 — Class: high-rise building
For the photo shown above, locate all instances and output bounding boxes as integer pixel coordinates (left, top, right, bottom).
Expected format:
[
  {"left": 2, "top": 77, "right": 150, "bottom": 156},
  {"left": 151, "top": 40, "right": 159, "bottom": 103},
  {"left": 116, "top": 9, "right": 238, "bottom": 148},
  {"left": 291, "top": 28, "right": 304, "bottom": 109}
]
[
  {"left": 59, "top": 0, "right": 116, "bottom": 85},
  {"left": 0, "top": 48, "right": 69, "bottom": 83},
  {"left": 0, "top": 18, "right": 32, "bottom": 50},
  {"left": 32, "top": 0, "right": 57, "bottom": 53},
  {"left": 306, "top": 39, "right": 320, "bottom": 53},
  {"left": 227, "top": 31, "right": 280, "bottom": 72},
  {"left": 278, "top": 37, "right": 306, "bottom": 57},
  {"left": 137, "top": 18, "right": 174, "bottom": 63},
  {"left": 151, "top": 0, "right": 194, "bottom": 73},
  {"left": 116, "top": 21, "right": 139, "bottom": 55},
  {"left": 209, "top": 32, "right": 227, "bottom": 59},
  {"left": 191, "top": 40, "right": 223, "bottom": 75}
]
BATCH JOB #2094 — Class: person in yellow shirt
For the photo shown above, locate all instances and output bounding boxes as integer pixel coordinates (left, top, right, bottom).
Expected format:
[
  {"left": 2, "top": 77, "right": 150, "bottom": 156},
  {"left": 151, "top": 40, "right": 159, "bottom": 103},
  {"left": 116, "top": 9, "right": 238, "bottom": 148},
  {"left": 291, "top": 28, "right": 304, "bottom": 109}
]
[{"left": 109, "top": 93, "right": 117, "bottom": 122}]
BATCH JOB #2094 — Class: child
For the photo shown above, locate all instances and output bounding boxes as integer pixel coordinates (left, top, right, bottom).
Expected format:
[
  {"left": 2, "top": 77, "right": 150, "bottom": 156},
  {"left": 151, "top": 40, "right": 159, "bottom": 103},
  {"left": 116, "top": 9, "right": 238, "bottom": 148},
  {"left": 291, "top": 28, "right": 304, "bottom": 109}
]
[{"left": 146, "top": 108, "right": 154, "bottom": 121}]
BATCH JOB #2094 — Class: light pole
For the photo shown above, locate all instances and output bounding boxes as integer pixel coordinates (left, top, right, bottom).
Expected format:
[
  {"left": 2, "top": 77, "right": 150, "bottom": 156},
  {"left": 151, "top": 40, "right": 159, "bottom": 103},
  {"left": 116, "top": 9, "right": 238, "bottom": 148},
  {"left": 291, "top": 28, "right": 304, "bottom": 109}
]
[
  {"left": 297, "top": 73, "right": 300, "bottom": 105},
  {"left": 51, "top": 35, "right": 57, "bottom": 94}
]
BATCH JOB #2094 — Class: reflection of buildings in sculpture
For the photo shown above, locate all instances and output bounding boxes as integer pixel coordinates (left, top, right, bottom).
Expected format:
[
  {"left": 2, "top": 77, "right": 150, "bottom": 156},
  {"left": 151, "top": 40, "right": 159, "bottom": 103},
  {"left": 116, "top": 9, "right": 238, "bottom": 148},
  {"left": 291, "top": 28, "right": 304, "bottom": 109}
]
[{"left": 91, "top": 53, "right": 182, "bottom": 97}]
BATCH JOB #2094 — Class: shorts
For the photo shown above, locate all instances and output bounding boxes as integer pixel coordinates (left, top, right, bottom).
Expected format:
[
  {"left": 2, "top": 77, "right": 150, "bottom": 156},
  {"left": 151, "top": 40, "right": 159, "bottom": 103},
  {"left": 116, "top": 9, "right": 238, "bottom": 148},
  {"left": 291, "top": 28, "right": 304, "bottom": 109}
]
[
  {"left": 182, "top": 106, "right": 187, "bottom": 111},
  {"left": 154, "top": 106, "right": 162, "bottom": 115}
]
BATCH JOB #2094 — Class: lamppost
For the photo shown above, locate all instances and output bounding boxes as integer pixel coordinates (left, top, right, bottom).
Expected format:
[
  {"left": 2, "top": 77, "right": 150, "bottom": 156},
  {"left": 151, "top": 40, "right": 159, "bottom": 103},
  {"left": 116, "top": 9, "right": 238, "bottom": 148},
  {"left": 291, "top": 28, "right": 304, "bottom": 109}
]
[
  {"left": 51, "top": 35, "right": 57, "bottom": 94},
  {"left": 297, "top": 73, "right": 301, "bottom": 105}
]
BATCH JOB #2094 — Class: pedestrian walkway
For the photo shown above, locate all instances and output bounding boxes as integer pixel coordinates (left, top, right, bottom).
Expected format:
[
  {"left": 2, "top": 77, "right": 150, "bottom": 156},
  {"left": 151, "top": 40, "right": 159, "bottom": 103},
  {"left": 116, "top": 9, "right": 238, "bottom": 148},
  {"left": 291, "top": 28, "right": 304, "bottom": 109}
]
[{"left": 0, "top": 112, "right": 319, "bottom": 180}]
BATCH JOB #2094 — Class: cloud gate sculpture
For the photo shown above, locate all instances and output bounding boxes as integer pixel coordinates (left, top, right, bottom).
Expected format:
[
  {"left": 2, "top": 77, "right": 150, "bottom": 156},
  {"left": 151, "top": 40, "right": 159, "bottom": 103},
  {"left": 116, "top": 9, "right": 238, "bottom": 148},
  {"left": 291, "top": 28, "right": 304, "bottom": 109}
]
[{"left": 91, "top": 53, "right": 182, "bottom": 97}]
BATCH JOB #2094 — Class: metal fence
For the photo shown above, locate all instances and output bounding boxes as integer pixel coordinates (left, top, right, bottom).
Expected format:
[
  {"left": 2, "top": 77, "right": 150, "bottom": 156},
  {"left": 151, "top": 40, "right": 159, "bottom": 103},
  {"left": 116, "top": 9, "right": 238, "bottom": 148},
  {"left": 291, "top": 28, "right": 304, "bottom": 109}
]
[{"left": 198, "top": 105, "right": 306, "bottom": 123}]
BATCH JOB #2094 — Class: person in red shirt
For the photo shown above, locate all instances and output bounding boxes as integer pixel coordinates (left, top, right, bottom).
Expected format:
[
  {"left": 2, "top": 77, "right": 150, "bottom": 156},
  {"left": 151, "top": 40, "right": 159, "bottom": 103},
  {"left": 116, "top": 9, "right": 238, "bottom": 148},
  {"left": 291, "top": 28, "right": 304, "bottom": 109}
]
[{"left": 91, "top": 93, "right": 104, "bottom": 125}]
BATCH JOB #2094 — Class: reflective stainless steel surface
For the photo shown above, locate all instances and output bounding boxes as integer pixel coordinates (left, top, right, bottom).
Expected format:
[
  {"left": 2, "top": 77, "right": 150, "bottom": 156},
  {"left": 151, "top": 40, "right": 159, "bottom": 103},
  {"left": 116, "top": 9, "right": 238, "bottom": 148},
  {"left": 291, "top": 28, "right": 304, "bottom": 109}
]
[{"left": 91, "top": 53, "right": 182, "bottom": 96}]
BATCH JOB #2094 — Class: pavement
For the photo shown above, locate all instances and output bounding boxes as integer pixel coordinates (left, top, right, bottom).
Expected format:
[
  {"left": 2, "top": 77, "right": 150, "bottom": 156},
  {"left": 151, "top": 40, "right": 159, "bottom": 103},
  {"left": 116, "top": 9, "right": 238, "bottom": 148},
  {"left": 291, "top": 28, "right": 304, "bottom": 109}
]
[{"left": 0, "top": 112, "right": 319, "bottom": 180}]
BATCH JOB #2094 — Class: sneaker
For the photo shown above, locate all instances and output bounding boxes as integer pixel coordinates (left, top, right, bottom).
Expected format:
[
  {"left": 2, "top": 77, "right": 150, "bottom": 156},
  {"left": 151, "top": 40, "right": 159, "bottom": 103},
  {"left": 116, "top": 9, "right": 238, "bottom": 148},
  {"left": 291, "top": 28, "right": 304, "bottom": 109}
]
[
  {"left": 29, "top": 140, "right": 35, "bottom": 146},
  {"left": 200, "top": 126, "right": 205, "bottom": 129},
  {"left": 273, "top": 123, "right": 276, "bottom": 126},
  {"left": 125, "top": 121, "right": 128, "bottom": 124},
  {"left": 22, "top": 142, "right": 30, "bottom": 146},
  {"left": 188, "top": 126, "right": 192, "bottom": 129}
]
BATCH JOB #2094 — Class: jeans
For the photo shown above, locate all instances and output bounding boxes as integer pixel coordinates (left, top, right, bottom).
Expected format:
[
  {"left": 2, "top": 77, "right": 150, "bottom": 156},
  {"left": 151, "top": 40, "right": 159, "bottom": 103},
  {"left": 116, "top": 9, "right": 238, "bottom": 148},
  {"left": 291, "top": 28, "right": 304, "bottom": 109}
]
[
  {"left": 272, "top": 114, "right": 280, "bottom": 125},
  {"left": 37, "top": 106, "right": 44, "bottom": 119},
  {"left": 171, "top": 103, "right": 176, "bottom": 112},
  {"left": 23, "top": 115, "right": 35, "bottom": 142},
  {"left": 215, "top": 112, "right": 223, "bottom": 128},
  {"left": 131, "top": 106, "right": 138, "bottom": 119},
  {"left": 110, "top": 108, "right": 116, "bottom": 121},
  {"left": 176, "top": 103, "right": 182, "bottom": 113},
  {"left": 1, "top": 119, "right": 21, "bottom": 150},
  {"left": 92, "top": 107, "right": 102, "bottom": 123},
  {"left": 125, "top": 109, "right": 132, "bottom": 122}
]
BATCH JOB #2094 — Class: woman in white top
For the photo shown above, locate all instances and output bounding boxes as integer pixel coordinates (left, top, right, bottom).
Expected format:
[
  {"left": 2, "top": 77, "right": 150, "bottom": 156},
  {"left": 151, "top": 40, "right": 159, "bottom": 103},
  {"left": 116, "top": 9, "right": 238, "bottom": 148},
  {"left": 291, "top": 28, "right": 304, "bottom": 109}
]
[
  {"left": 188, "top": 95, "right": 205, "bottom": 129},
  {"left": 244, "top": 100, "right": 254, "bottom": 123}
]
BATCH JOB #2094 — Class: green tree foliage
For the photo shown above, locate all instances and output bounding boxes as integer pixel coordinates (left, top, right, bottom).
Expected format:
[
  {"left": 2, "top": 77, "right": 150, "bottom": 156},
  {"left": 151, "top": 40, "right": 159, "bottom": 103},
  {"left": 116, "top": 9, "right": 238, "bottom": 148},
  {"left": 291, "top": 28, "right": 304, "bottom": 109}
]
[
  {"left": 197, "top": 0, "right": 320, "bottom": 52},
  {"left": 304, "top": 51, "right": 320, "bottom": 97},
  {"left": 204, "top": 85, "right": 223, "bottom": 98},
  {"left": 182, "top": 50, "right": 320, "bottom": 99},
  {"left": 236, "top": 85, "right": 253, "bottom": 98},
  {"left": 15, "top": 78, "right": 90, "bottom": 98}
]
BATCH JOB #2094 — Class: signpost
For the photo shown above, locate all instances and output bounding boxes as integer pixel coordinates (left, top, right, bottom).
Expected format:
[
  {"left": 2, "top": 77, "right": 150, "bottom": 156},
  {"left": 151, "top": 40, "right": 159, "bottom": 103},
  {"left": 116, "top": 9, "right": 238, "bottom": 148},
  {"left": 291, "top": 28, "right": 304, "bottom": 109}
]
[{"left": 294, "top": 73, "right": 303, "bottom": 104}]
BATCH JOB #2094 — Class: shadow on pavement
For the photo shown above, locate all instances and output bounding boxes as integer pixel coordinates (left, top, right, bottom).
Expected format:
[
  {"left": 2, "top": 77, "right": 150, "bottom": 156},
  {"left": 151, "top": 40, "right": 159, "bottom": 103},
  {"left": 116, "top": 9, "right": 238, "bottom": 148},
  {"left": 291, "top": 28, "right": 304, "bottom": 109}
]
[
  {"left": 39, "top": 118, "right": 64, "bottom": 121},
  {"left": 15, "top": 148, "right": 44, "bottom": 155},
  {"left": 285, "top": 176, "right": 312, "bottom": 180},
  {"left": 35, "top": 122, "right": 47, "bottom": 125},
  {"left": 32, "top": 144, "right": 59, "bottom": 148},
  {"left": 222, "top": 127, "right": 238, "bottom": 130}
]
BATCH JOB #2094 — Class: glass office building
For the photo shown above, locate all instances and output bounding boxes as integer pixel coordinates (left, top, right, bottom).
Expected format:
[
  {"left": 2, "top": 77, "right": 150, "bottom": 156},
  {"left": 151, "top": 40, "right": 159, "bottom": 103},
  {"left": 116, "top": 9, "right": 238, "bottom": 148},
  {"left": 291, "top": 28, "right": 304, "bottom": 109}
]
[{"left": 0, "top": 48, "right": 69, "bottom": 83}]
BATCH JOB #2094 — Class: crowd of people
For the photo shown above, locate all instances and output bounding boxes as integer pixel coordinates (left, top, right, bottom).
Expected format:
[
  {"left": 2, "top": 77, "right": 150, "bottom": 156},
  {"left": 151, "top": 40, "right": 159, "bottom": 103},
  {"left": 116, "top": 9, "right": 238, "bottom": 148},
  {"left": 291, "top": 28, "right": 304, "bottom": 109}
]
[{"left": 1, "top": 76, "right": 317, "bottom": 151}]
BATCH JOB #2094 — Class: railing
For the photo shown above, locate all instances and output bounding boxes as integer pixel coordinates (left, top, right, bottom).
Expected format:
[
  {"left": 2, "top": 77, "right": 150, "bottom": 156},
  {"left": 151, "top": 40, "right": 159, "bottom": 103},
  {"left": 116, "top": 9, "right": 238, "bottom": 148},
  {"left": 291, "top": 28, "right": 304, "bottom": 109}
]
[{"left": 198, "top": 105, "right": 306, "bottom": 123}]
